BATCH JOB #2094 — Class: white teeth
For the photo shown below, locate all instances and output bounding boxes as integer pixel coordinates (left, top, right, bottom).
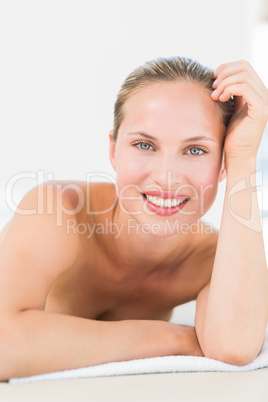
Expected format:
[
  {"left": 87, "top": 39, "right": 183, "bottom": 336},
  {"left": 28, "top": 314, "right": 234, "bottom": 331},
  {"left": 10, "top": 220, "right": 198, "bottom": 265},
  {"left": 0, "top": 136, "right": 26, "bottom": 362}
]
[
  {"left": 164, "top": 199, "right": 172, "bottom": 207},
  {"left": 144, "top": 194, "right": 189, "bottom": 208}
]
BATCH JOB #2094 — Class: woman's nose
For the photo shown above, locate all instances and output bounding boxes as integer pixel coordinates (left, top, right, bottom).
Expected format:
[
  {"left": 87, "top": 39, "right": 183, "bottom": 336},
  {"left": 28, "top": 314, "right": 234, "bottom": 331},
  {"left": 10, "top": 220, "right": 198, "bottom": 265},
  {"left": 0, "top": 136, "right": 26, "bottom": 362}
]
[{"left": 150, "top": 154, "right": 185, "bottom": 190}]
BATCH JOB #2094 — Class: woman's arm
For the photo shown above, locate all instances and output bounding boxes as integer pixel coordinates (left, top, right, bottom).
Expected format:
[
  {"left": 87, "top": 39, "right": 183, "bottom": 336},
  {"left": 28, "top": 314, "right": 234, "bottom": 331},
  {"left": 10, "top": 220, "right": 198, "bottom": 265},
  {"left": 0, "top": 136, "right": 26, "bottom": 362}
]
[
  {"left": 195, "top": 61, "right": 268, "bottom": 365},
  {"left": 0, "top": 184, "right": 200, "bottom": 380},
  {"left": 1, "top": 310, "right": 199, "bottom": 381}
]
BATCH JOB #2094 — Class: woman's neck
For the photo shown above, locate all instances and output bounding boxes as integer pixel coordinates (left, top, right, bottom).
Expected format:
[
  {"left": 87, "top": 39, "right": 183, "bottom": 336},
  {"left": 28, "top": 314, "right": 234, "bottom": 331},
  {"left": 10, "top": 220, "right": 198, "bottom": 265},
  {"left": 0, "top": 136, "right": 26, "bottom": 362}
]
[{"left": 99, "top": 203, "right": 193, "bottom": 278}]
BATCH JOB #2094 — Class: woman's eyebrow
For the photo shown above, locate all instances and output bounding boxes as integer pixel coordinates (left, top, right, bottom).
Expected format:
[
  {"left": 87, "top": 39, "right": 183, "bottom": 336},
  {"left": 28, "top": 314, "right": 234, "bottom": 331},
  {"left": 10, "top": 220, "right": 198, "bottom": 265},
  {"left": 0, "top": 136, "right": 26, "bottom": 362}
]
[
  {"left": 182, "top": 136, "right": 216, "bottom": 143},
  {"left": 127, "top": 132, "right": 215, "bottom": 143},
  {"left": 127, "top": 132, "right": 158, "bottom": 141}
]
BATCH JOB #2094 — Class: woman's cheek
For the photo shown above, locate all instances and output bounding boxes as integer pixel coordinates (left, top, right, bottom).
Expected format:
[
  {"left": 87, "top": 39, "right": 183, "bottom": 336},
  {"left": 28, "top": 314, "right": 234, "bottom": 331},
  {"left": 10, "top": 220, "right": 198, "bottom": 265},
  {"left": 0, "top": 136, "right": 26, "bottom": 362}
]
[
  {"left": 118, "top": 155, "right": 148, "bottom": 187},
  {"left": 119, "top": 158, "right": 144, "bottom": 185},
  {"left": 114, "top": 155, "right": 148, "bottom": 214}
]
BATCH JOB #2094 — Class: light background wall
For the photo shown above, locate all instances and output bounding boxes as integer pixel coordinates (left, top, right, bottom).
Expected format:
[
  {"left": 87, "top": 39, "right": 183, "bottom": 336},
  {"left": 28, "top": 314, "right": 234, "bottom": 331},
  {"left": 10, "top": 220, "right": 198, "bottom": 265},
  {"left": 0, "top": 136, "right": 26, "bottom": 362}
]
[{"left": 0, "top": 0, "right": 267, "bottom": 229}]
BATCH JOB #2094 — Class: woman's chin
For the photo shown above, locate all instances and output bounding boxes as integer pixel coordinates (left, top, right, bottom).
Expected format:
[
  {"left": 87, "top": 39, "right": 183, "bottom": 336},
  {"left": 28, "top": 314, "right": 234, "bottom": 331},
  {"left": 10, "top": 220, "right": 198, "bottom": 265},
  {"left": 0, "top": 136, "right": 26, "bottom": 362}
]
[{"left": 125, "top": 214, "right": 208, "bottom": 238}]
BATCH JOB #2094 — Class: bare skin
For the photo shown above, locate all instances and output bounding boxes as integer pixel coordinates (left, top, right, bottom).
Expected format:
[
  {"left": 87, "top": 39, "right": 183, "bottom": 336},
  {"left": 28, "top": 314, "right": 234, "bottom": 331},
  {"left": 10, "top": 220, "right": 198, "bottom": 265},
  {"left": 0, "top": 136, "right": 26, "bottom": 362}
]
[
  {"left": 0, "top": 60, "right": 267, "bottom": 380},
  {"left": 0, "top": 180, "right": 209, "bottom": 380},
  {"left": 42, "top": 182, "right": 217, "bottom": 322}
]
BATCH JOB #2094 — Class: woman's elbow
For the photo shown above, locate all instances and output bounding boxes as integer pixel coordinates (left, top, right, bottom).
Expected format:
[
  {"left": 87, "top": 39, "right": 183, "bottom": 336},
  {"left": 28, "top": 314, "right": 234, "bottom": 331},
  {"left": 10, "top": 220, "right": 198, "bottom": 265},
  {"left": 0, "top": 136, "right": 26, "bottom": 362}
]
[{"left": 204, "top": 345, "right": 260, "bottom": 367}]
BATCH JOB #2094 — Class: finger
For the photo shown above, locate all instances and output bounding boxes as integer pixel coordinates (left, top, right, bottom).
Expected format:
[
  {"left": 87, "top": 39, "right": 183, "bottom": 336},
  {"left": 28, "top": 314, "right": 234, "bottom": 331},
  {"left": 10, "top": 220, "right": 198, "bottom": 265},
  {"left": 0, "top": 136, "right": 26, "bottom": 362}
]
[
  {"left": 212, "top": 72, "right": 264, "bottom": 101},
  {"left": 213, "top": 82, "right": 256, "bottom": 103},
  {"left": 213, "top": 70, "right": 261, "bottom": 90},
  {"left": 212, "top": 72, "right": 245, "bottom": 92},
  {"left": 214, "top": 60, "right": 265, "bottom": 90},
  {"left": 213, "top": 83, "right": 263, "bottom": 119},
  {"left": 214, "top": 60, "right": 252, "bottom": 77},
  {"left": 214, "top": 69, "right": 264, "bottom": 97}
]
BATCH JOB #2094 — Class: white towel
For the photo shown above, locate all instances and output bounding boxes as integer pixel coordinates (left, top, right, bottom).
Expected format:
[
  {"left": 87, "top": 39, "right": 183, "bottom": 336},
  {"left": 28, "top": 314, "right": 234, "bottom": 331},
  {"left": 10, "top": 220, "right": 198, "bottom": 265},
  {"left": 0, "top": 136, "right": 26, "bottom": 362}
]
[{"left": 9, "top": 326, "right": 268, "bottom": 383}]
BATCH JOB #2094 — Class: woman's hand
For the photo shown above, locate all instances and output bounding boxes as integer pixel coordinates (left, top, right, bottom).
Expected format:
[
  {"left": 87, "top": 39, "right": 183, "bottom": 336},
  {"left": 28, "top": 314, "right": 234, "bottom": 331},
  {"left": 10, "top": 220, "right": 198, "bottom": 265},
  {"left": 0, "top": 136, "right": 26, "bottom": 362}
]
[
  {"left": 176, "top": 324, "right": 205, "bottom": 357},
  {"left": 141, "top": 321, "right": 204, "bottom": 358},
  {"left": 211, "top": 60, "right": 268, "bottom": 162}
]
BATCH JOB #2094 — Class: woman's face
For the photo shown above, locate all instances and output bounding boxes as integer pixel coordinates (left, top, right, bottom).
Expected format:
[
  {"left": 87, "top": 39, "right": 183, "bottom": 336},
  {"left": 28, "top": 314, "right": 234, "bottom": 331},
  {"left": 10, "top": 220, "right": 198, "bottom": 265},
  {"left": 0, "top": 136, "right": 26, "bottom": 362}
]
[{"left": 109, "top": 80, "right": 226, "bottom": 236}]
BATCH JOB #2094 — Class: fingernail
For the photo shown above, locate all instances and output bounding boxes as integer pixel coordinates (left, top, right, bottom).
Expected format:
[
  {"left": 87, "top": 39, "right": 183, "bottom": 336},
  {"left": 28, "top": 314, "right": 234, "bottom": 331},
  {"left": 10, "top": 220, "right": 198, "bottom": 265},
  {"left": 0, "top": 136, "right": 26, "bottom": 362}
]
[
  {"left": 212, "top": 79, "right": 218, "bottom": 88},
  {"left": 211, "top": 90, "right": 217, "bottom": 97}
]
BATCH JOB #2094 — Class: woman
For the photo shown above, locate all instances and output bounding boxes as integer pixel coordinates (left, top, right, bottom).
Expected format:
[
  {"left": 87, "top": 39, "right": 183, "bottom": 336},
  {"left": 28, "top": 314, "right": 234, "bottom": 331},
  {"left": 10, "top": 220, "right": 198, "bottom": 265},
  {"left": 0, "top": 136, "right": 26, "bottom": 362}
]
[{"left": 0, "top": 57, "right": 268, "bottom": 380}]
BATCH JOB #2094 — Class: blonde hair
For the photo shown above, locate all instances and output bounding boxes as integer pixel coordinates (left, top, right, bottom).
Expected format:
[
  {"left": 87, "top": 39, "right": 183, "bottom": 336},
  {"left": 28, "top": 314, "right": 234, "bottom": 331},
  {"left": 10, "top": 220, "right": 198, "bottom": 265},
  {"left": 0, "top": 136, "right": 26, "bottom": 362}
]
[{"left": 112, "top": 56, "right": 234, "bottom": 141}]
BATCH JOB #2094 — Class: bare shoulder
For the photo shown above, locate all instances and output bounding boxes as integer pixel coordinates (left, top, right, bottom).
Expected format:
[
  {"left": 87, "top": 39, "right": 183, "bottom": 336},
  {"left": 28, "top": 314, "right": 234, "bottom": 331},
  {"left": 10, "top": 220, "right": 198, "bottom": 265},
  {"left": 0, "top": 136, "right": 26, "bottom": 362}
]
[
  {"left": 0, "top": 182, "right": 81, "bottom": 314},
  {"left": 46, "top": 180, "right": 117, "bottom": 220}
]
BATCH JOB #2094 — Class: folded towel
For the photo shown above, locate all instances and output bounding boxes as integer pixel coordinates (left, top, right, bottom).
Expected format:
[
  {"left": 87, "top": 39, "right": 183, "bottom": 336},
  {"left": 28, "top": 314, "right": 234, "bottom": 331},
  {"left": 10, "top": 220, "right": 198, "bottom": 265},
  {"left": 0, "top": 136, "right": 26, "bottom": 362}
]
[{"left": 10, "top": 326, "right": 268, "bottom": 383}]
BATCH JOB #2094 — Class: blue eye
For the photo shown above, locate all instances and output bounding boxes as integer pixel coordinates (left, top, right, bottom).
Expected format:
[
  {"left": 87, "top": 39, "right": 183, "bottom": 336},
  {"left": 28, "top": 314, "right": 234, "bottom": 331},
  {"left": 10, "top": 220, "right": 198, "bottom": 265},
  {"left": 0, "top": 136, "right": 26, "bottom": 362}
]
[
  {"left": 140, "top": 143, "right": 151, "bottom": 150},
  {"left": 186, "top": 147, "right": 205, "bottom": 156},
  {"left": 134, "top": 141, "right": 154, "bottom": 151}
]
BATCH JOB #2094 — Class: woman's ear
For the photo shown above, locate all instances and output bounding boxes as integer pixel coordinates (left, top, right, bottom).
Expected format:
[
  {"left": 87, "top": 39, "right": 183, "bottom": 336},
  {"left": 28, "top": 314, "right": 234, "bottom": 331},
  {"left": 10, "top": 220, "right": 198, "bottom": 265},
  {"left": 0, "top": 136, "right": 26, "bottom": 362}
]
[
  {"left": 218, "top": 152, "right": 226, "bottom": 182},
  {"left": 109, "top": 130, "right": 116, "bottom": 171}
]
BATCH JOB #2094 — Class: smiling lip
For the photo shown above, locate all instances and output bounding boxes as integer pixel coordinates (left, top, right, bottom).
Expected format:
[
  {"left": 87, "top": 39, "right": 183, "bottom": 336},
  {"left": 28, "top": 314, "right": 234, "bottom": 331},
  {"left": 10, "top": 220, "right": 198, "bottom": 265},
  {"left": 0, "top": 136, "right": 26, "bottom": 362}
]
[
  {"left": 141, "top": 192, "right": 190, "bottom": 216},
  {"left": 142, "top": 191, "right": 190, "bottom": 199}
]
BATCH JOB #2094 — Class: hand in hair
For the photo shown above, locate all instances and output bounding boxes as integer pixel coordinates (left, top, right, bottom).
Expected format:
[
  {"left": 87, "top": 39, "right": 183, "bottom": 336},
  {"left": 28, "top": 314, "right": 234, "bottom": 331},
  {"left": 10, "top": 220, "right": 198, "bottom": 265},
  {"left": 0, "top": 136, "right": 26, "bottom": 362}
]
[{"left": 211, "top": 60, "right": 268, "bottom": 163}]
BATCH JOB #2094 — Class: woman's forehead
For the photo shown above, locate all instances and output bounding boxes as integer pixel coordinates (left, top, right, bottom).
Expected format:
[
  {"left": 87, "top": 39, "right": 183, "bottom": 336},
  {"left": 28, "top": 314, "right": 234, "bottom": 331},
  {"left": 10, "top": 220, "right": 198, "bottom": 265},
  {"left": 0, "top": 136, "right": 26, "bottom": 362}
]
[
  {"left": 120, "top": 81, "right": 224, "bottom": 136},
  {"left": 123, "top": 81, "right": 216, "bottom": 115}
]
